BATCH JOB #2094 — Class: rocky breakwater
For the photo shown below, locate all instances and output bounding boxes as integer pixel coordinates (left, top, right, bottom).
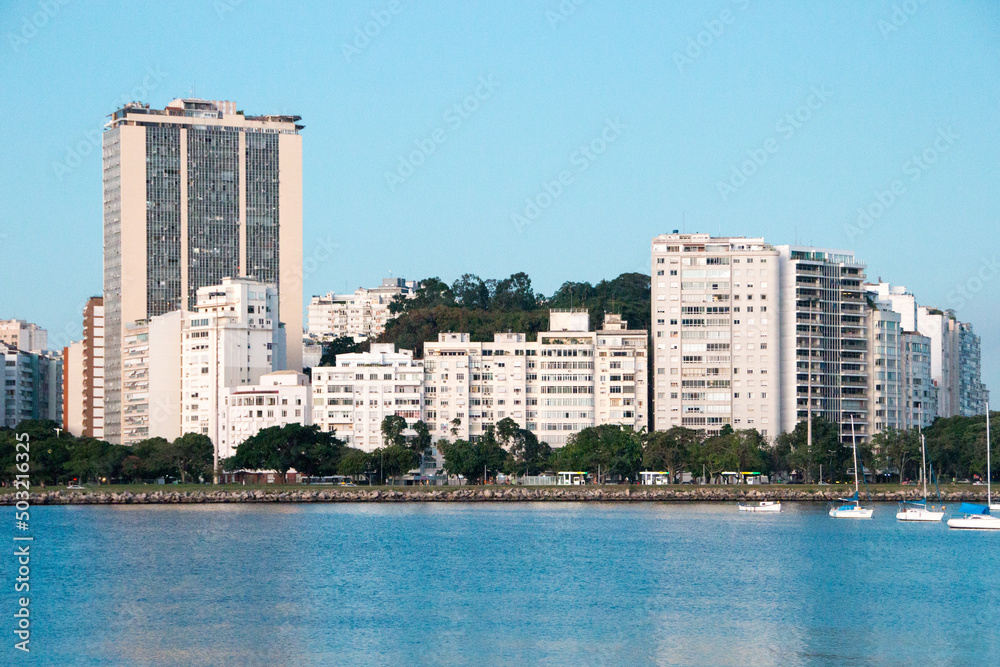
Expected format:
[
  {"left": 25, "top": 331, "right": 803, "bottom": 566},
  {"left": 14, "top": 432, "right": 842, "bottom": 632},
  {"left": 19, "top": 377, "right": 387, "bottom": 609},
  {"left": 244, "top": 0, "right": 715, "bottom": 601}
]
[{"left": 3, "top": 486, "right": 993, "bottom": 505}]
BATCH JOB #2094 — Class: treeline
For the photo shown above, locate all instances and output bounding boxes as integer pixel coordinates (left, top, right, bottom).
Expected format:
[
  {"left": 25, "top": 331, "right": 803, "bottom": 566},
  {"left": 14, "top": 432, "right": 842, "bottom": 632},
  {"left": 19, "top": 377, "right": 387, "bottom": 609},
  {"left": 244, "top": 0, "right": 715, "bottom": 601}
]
[
  {"left": 0, "top": 421, "right": 214, "bottom": 485},
  {"left": 368, "top": 271, "right": 651, "bottom": 357}
]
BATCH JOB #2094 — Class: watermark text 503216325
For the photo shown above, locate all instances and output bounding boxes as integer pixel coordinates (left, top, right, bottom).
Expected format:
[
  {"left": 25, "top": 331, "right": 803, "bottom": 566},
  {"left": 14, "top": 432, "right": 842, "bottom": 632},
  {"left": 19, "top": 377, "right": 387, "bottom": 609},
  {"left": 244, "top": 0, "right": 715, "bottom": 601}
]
[{"left": 12, "top": 431, "right": 33, "bottom": 653}]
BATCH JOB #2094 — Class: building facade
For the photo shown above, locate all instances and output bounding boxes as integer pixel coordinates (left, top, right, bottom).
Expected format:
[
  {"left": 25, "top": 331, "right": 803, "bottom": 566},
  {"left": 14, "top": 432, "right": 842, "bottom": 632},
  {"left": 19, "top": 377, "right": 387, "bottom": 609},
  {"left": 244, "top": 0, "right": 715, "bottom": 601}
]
[
  {"left": 103, "top": 98, "right": 303, "bottom": 444},
  {"left": 777, "top": 245, "right": 870, "bottom": 444},
  {"left": 957, "top": 322, "right": 988, "bottom": 416},
  {"left": 311, "top": 344, "right": 423, "bottom": 451},
  {"left": 0, "top": 320, "right": 47, "bottom": 352},
  {"left": 651, "top": 234, "right": 780, "bottom": 437},
  {"left": 121, "top": 311, "right": 183, "bottom": 446},
  {"left": 2, "top": 343, "right": 62, "bottom": 428},
  {"left": 62, "top": 297, "right": 106, "bottom": 438},
  {"left": 307, "top": 278, "right": 418, "bottom": 342},
  {"left": 181, "top": 278, "right": 284, "bottom": 450},
  {"left": 218, "top": 371, "right": 311, "bottom": 459},
  {"left": 423, "top": 310, "right": 647, "bottom": 447}
]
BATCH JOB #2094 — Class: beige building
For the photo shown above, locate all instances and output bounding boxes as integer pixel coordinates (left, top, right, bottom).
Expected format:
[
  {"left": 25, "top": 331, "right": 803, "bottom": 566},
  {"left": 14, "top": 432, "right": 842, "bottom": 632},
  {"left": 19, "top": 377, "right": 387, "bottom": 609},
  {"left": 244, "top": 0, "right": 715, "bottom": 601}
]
[
  {"left": 62, "top": 296, "right": 105, "bottom": 438},
  {"left": 308, "top": 278, "right": 418, "bottom": 343},
  {"left": 219, "top": 371, "right": 311, "bottom": 459},
  {"left": 651, "top": 234, "right": 780, "bottom": 437},
  {"left": 0, "top": 319, "right": 47, "bottom": 352},
  {"left": 311, "top": 344, "right": 424, "bottom": 451},
  {"left": 103, "top": 98, "right": 303, "bottom": 444}
]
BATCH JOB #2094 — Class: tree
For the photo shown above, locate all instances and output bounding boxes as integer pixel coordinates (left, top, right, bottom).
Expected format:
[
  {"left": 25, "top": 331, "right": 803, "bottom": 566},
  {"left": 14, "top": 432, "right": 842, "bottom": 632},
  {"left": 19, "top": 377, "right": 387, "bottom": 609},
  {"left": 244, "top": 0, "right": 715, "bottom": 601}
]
[
  {"left": 319, "top": 335, "right": 364, "bottom": 367},
  {"left": 337, "top": 448, "right": 372, "bottom": 479},
  {"left": 377, "top": 444, "right": 418, "bottom": 480},
  {"left": 781, "top": 417, "right": 840, "bottom": 483},
  {"left": 643, "top": 427, "right": 699, "bottom": 482},
  {"left": 232, "top": 423, "right": 343, "bottom": 483},
  {"left": 132, "top": 437, "right": 174, "bottom": 480},
  {"left": 449, "top": 417, "right": 462, "bottom": 438},
  {"left": 171, "top": 433, "right": 214, "bottom": 483},
  {"left": 380, "top": 415, "right": 408, "bottom": 449}
]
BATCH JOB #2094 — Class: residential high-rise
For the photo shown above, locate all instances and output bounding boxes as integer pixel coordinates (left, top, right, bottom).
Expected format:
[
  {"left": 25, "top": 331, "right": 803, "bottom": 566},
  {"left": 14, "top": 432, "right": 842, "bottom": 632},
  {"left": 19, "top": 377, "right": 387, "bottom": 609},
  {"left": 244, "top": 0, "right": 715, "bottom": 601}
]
[
  {"left": 121, "top": 311, "right": 183, "bottom": 446},
  {"left": 62, "top": 297, "right": 105, "bottom": 438},
  {"left": 776, "top": 245, "right": 870, "bottom": 444},
  {"left": 2, "top": 343, "right": 62, "bottom": 428},
  {"left": 423, "top": 310, "right": 646, "bottom": 446},
  {"left": 219, "top": 370, "right": 311, "bottom": 459},
  {"left": 103, "top": 98, "right": 303, "bottom": 444},
  {"left": 651, "top": 234, "right": 780, "bottom": 437},
  {"left": 307, "top": 278, "right": 418, "bottom": 343},
  {"left": 180, "top": 278, "right": 284, "bottom": 452},
  {"left": 311, "top": 344, "right": 424, "bottom": 451},
  {"left": 0, "top": 320, "right": 47, "bottom": 352}
]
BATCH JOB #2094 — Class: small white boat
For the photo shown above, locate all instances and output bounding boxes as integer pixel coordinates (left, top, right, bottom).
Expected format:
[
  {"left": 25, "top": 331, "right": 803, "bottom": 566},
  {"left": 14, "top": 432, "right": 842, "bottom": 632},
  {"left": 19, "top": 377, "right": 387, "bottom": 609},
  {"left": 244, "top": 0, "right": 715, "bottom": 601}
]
[
  {"left": 896, "top": 502, "right": 944, "bottom": 522},
  {"left": 947, "top": 506, "right": 1000, "bottom": 530},
  {"left": 829, "top": 502, "right": 875, "bottom": 519},
  {"left": 896, "top": 432, "right": 943, "bottom": 522},
  {"left": 738, "top": 500, "right": 781, "bottom": 513},
  {"left": 948, "top": 406, "right": 1000, "bottom": 530},
  {"left": 830, "top": 417, "right": 874, "bottom": 519}
]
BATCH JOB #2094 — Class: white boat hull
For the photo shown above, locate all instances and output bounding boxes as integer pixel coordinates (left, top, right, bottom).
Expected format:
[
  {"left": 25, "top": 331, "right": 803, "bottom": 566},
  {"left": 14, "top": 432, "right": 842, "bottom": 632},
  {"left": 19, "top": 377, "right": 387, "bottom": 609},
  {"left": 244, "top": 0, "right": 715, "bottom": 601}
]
[
  {"left": 947, "top": 515, "right": 1000, "bottom": 530},
  {"left": 829, "top": 506, "right": 874, "bottom": 519},
  {"left": 896, "top": 509, "right": 944, "bottom": 522},
  {"left": 739, "top": 501, "right": 781, "bottom": 513}
]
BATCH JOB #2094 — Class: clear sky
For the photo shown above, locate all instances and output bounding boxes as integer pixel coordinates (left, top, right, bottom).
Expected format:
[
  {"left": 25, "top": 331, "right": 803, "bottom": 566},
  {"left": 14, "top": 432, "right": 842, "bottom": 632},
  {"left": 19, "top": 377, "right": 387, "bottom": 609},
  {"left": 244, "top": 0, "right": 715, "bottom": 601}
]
[{"left": 1, "top": 0, "right": 998, "bottom": 392}]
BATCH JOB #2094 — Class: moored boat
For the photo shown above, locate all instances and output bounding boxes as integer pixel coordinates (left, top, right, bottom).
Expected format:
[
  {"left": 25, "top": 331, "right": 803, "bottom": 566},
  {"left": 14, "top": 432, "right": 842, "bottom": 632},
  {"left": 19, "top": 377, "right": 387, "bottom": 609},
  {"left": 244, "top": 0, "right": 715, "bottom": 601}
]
[{"left": 738, "top": 500, "right": 781, "bottom": 513}]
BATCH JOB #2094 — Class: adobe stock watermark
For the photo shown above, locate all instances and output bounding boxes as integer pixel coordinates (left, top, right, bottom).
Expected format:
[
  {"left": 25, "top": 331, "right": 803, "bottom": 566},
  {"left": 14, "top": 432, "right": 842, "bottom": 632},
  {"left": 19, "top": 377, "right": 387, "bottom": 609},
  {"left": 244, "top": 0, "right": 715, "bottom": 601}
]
[
  {"left": 946, "top": 255, "right": 999, "bottom": 310},
  {"left": 51, "top": 66, "right": 169, "bottom": 183},
  {"left": 213, "top": 0, "right": 246, "bottom": 20},
  {"left": 673, "top": 0, "right": 752, "bottom": 73},
  {"left": 546, "top": 0, "right": 587, "bottom": 29},
  {"left": 877, "top": 0, "right": 930, "bottom": 39},
  {"left": 284, "top": 234, "right": 340, "bottom": 294},
  {"left": 341, "top": 0, "right": 405, "bottom": 63},
  {"left": 384, "top": 75, "right": 501, "bottom": 192},
  {"left": 843, "top": 127, "right": 958, "bottom": 242},
  {"left": 511, "top": 117, "right": 627, "bottom": 234},
  {"left": 6, "top": 0, "right": 72, "bottom": 52},
  {"left": 717, "top": 85, "right": 832, "bottom": 202}
]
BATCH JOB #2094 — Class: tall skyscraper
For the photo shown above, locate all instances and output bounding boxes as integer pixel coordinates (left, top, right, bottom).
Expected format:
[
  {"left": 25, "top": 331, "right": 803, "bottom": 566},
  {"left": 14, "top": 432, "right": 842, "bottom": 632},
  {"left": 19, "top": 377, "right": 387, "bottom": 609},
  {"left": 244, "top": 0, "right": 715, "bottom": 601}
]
[
  {"left": 102, "top": 98, "right": 303, "bottom": 444},
  {"left": 776, "top": 245, "right": 869, "bottom": 444},
  {"left": 651, "top": 234, "right": 780, "bottom": 437}
]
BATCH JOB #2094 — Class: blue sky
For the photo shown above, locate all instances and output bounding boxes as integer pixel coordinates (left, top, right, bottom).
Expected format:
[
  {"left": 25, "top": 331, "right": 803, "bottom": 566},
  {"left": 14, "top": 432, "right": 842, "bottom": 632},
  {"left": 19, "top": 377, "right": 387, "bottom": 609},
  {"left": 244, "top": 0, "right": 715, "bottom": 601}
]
[{"left": 1, "top": 0, "right": 998, "bottom": 392}]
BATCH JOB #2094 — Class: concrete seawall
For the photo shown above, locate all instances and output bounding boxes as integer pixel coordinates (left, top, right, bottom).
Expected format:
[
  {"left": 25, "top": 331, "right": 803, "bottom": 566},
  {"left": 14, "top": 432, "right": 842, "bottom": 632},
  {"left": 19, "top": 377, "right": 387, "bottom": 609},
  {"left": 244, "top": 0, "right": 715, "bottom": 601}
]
[{"left": 3, "top": 487, "right": 992, "bottom": 505}]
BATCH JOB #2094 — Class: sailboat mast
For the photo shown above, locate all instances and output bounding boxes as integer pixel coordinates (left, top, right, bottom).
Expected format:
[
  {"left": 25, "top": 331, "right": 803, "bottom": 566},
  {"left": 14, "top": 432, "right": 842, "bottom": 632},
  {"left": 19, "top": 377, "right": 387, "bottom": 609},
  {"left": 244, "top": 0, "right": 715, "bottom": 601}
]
[
  {"left": 988, "top": 404, "right": 992, "bottom": 508},
  {"left": 851, "top": 416, "right": 859, "bottom": 498},
  {"left": 921, "top": 433, "right": 927, "bottom": 501}
]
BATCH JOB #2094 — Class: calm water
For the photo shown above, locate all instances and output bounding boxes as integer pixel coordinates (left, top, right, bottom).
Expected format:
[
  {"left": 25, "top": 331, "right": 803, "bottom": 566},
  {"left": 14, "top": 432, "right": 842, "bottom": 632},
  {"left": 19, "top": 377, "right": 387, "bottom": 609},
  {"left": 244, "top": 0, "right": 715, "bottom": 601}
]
[{"left": 9, "top": 502, "right": 1000, "bottom": 666}]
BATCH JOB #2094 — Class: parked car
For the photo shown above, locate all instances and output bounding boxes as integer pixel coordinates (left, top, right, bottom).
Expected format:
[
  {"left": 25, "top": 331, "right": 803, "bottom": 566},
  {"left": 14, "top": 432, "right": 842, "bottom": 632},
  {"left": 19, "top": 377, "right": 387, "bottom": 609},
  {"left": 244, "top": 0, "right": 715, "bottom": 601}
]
[{"left": 66, "top": 484, "right": 85, "bottom": 490}]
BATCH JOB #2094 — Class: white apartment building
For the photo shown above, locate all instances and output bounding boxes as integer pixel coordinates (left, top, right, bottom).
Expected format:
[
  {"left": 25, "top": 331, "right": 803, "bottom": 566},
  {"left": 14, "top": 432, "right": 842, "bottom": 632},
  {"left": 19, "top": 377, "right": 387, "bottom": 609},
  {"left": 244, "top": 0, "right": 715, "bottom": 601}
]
[
  {"left": 311, "top": 344, "right": 423, "bottom": 451},
  {"left": 957, "top": 323, "right": 988, "bottom": 416},
  {"left": 0, "top": 320, "right": 47, "bottom": 352},
  {"left": 121, "top": 311, "right": 183, "bottom": 446},
  {"left": 916, "top": 306, "right": 957, "bottom": 418},
  {"left": 901, "top": 331, "right": 935, "bottom": 430},
  {"left": 308, "top": 278, "right": 418, "bottom": 342},
  {"left": 595, "top": 314, "right": 648, "bottom": 430},
  {"left": 218, "top": 371, "right": 311, "bottom": 458},
  {"left": 651, "top": 234, "right": 780, "bottom": 437},
  {"left": 867, "top": 306, "right": 904, "bottom": 435},
  {"left": 63, "top": 297, "right": 105, "bottom": 438},
  {"left": 424, "top": 310, "right": 647, "bottom": 447},
  {"left": 181, "top": 278, "right": 285, "bottom": 449},
  {"left": 777, "top": 245, "right": 870, "bottom": 444}
]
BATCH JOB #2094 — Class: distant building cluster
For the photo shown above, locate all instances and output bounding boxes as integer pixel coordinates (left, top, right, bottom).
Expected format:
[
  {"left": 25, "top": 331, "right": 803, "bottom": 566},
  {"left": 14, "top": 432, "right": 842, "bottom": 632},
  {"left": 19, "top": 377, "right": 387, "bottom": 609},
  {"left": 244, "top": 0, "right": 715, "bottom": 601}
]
[
  {"left": 651, "top": 233, "right": 988, "bottom": 444},
  {"left": 5, "top": 97, "right": 990, "bottom": 466},
  {"left": 307, "top": 277, "right": 418, "bottom": 343}
]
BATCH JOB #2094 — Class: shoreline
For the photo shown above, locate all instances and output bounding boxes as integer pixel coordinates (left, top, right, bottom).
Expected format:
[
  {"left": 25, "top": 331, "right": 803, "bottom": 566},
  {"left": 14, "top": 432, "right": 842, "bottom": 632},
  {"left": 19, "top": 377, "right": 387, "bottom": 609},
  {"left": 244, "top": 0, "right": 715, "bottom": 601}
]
[{"left": 3, "top": 486, "right": 993, "bottom": 505}]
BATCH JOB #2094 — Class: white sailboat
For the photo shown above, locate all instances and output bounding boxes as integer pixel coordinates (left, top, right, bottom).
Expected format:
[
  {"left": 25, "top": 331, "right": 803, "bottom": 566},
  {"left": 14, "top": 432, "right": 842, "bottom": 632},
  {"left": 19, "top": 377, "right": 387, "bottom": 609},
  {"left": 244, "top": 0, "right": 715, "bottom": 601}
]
[
  {"left": 738, "top": 500, "right": 782, "bottom": 513},
  {"left": 896, "top": 430, "right": 944, "bottom": 522},
  {"left": 829, "top": 417, "right": 874, "bottom": 519},
  {"left": 947, "top": 404, "right": 1000, "bottom": 530}
]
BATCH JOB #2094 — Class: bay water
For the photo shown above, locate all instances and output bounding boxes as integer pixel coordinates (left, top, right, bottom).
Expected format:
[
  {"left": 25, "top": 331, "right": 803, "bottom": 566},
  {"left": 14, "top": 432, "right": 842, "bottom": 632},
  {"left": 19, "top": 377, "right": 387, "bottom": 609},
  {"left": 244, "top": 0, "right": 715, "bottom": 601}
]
[{"left": 10, "top": 502, "right": 1000, "bottom": 666}]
